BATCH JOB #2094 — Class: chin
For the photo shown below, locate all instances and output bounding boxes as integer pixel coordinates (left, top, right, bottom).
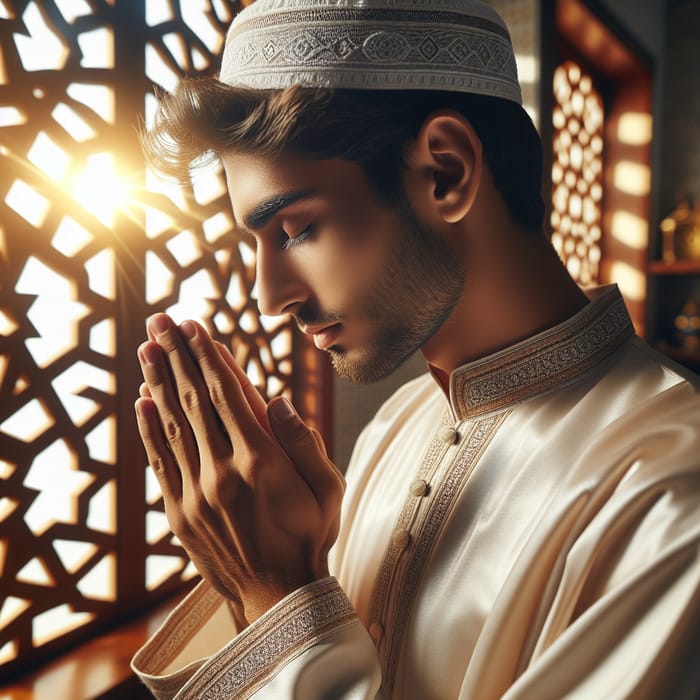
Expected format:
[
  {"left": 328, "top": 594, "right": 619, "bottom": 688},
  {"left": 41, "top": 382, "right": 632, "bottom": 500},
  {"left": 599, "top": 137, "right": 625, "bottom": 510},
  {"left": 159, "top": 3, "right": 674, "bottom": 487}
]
[{"left": 328, "top": 342, "right": 415, "bottom": 385}]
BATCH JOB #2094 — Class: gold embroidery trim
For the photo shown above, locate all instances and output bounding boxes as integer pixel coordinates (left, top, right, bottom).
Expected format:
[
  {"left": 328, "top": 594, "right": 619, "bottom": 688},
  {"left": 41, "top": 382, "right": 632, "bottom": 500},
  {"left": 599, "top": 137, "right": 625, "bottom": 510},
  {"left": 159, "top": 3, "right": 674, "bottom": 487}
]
[
  {"left": 452, "top": 288, "right": 634, "bottom": 419},
  {"left": 132, "top": 580, "right": 222, "bottom": 670},
  {"left": 368, "top": 412, "right": 508, "bottom": 696},
  {"left": 179, "top": 577, "right": 356, "bottom": 699}
]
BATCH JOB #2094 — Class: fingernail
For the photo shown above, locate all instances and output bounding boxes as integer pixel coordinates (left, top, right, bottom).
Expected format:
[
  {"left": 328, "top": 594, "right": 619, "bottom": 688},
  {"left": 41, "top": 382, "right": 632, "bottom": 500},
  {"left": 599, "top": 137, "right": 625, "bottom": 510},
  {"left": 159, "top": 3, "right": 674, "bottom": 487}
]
[
  {"left": 271, "top": 397, "right": 296, "bottom": 420},
  {"left": 135, "top": 398, "right": 153, "bottom": 419},
  {"left": 138, "top": 342, "right": 160, "bottom": 364},
  {"left": 180, "top": 320, "right": 196, "bottom": 340},
  {"left": 150, "top": 314, "right": 169, "bottom": 335}
]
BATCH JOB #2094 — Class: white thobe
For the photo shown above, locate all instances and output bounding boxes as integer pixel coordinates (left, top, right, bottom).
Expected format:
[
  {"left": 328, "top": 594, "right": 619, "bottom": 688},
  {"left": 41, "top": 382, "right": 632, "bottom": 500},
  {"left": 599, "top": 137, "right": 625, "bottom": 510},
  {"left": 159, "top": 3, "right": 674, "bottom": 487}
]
[{"left": 132, "top": 286, "right": 700, "bottom": 699}]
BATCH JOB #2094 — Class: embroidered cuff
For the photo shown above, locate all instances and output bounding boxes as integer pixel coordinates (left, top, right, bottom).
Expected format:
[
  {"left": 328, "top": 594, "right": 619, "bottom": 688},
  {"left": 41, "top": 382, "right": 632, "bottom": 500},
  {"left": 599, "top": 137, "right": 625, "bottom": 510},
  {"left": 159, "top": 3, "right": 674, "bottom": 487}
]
[
  {"left": 179, "top": 577, "right": 357, "bottom": 698},
  {"left": 131, "top": 580, "right": 225, "bottom": 699}
]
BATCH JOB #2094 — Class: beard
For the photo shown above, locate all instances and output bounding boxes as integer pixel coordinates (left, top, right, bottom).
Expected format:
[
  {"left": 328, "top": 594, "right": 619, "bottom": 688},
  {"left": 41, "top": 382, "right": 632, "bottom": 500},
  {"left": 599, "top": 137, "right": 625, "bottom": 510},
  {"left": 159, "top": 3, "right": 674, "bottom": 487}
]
[{"left": 305, "top": 199, "right": 465, "bottom": 384}]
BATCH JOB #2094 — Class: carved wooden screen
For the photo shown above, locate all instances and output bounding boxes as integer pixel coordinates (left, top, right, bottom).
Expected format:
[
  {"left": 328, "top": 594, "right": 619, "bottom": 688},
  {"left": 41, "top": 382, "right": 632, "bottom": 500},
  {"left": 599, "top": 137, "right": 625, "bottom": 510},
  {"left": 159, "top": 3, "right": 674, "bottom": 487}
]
[
  {"left": 551, "top": 59, "right": 604, "bottom": 286},
  {"left": 0, "top": 0, "right": 328, "bottom": 681}
]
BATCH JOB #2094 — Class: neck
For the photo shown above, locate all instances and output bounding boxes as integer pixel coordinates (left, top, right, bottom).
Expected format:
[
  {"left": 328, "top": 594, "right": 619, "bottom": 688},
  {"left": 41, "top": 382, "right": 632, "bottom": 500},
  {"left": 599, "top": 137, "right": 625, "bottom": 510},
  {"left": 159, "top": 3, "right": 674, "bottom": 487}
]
[{"left": 422, "top": 221, "right": 589, "bottom": 382}]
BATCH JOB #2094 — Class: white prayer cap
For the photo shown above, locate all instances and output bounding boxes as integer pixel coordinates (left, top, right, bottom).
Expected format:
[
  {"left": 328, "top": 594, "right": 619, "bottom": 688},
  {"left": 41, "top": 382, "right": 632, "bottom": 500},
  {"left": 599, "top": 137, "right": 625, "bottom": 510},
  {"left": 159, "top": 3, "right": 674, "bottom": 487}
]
[{"left": 219, "top": 0, "right": 522, "bottom": 105}]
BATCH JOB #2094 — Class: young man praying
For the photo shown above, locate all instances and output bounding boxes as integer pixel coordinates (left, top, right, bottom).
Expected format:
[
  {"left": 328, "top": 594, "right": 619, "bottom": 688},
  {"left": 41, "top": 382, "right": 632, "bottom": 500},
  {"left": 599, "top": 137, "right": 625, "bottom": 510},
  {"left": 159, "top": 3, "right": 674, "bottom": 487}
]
[{"left": 131, "top": 1, "right": 700, "bottom": 697}]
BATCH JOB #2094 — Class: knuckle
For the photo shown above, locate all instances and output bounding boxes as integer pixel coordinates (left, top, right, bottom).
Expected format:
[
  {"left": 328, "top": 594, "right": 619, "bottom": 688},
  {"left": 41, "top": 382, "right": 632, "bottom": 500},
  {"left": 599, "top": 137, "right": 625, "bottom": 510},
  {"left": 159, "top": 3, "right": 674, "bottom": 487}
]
[
  {"left": 149, "top": 454, "right": 167, "bottom": 475},
  {"left": 179, "top": 386, "right": 202, "bottom": 412},
  {"left": 288, "top": 421, "right": 315, "bottom": 447},
  {"left": 164, "top": 418, "right": 183, "bottom": 443},
  {"left": 208, "top": 378, "right": 228, "bottom": 411}
]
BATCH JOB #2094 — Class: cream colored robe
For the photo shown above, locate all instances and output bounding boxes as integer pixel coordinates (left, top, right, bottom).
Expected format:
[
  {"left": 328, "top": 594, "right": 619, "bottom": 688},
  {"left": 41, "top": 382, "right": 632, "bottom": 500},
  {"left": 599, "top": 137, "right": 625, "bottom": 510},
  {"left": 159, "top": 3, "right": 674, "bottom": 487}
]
[{"left": 132, "top": 286, "right": 700, "bottom": 699}]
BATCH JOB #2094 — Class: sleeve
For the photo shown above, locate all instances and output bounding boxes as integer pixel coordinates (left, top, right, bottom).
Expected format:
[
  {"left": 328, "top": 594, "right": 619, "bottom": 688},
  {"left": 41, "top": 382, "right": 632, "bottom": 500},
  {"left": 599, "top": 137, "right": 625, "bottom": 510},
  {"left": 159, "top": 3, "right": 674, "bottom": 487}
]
[
  {"left": 131, "top": 577, "right": 382, "bottom": 699},
  {"left": 461, "top": 381, "right": 700, "bottom": 700},
  {"left": 507, "top": 385, "right": 700, "bottom": 700}
]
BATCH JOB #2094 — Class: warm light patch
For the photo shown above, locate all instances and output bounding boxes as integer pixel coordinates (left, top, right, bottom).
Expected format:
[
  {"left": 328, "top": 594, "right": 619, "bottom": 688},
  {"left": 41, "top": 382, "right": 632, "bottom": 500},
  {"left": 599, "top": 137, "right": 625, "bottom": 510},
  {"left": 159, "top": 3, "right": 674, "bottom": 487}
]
[
  {"left": 0, "top": 399, "right": 53, "bottom": 443},
  {"left": 146, "top": 510, "right": 170, "bottom": 544},
  {"left": 52, "top": 103, "right": 96, "bottom": 142},
  {"left": 146, "top": 0, "right": 175, "bottom": 25},
  {"left": 22, "top": 440, "right": 95, "bottom": 536},
  {"left": 32, "top": 605, "right": 95, "bottom": 647},
  {"left": 77, "top": 553, "right": 116, "bottom": 601},
  {"left": 85, "top": 416, "right": 116, "bottom": 464},
  {"left": 52, "top": 539, "right": 99, "bottom": 575},
  {"left": 0, "top": 498, "right": 18, "bottom": 523},
  {"left": 611, "top": 211, "right": 648, "bottom": 250},
  {"left": 0, "top": 640, "right": 18, "bottom": 665},
  {"left": 77, "top": 27, "right": 114, "bottom": 69},
  {"left": 52, "top": 361, "right": 114, "bottom": 426},
  {"left": 551, "top": 61, "right": 604, "bottom": 286},
  {"left": 146, "top": 250, "right": 175, "bottom": 304},
  {"left": 146, "top": 554, "right": 186, "bottom": 591},
  {"left": 67, "top": 83, "right": 115, "bottom": 124},
  {"left": 165, "top": 269, "right": 218, "bottom": 323},
  {"left": 15, "top": 256, "right": 90, "bottom": 368},
  {"left": 0, "top": 106, "right": 26, "bottom": 126},
  {"left": 14, "top": 2, "right": 69, "bottom": 72},
  {"left": 16, "top": 557, "right": 54, "bottom": 586},
  {"left": 5, "top": 179, "right": 51, "bottom": 228},
  {"left": 85, "top": 248, "right": 116, "bottom": 300},
  {"left": 0, "top": 310, "right": 18, "bottom": 337},
  {"left": 614, "top": 161, "right": 651, "bottom": 197},
  {"left": 0, "top": 597, "right": 31, "bottom": 630},
  {"left": 86, "top": 480, "right": 116, "bottom": 534},
  {"left": 89, "top": 318, "right": 116, "bottom": 357},
  {"left": 72, "top": 153, "right": 128, "bottom": 227},
  {"left": 617, "top": 112, "right": 652, "bottom": 146},
  {"left": 54, "top": 0, "right": 92, "bottom": 23},
  {"left": 608, "top": 261, "right": 646, "bottom": 301}
]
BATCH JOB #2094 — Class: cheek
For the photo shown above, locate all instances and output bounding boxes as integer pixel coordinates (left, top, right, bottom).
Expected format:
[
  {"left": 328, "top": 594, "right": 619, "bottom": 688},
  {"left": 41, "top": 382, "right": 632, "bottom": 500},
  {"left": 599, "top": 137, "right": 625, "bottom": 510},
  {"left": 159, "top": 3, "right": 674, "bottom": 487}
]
[{"left": 309, "top": 234, "right": 391, "bottom": 307}]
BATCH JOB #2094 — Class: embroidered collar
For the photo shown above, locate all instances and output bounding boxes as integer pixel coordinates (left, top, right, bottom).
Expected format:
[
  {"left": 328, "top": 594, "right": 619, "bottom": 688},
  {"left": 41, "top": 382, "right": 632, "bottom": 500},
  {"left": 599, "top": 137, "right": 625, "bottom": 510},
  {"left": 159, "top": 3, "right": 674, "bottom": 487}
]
[{"left": 447, "top": 285, "right": 634, "bottom": 420}]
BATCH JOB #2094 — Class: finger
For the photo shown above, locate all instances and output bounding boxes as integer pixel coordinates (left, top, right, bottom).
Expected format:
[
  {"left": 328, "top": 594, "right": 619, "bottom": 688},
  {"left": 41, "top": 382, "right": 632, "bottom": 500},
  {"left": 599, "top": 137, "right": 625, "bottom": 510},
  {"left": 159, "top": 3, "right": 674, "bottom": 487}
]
[
  {"left": 148, "top": 315, "right": 230, "bottom": 462},
  {"left": 267, "top": 397, "right": 345, "bottom": 509},
  {"left": 215, "top": 341, "right": 272, "bottom": 436},
  {"left": 138, "top": 340, "right": 199, "bottom": 474},
  {"left": 135, "top": 397, "right": 183, "bottom": 503},
  {"left": 139, "top": 382, "right": 151, "bottom": 398},
  {"left": 179, "top": 320, "right": 269, "bottom": 448},
  {"left": 309, "top": 426, "right": 328, "bottom": 457}
]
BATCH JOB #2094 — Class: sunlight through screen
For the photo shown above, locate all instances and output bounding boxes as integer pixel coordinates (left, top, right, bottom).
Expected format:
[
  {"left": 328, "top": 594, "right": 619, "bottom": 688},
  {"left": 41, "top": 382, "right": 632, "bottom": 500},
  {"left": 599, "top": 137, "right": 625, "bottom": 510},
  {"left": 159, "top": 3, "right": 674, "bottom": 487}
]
[
  {"left": 1, "top": 0, "right": 304, "bottom": 676},
  {"left": 551, "top": 61, "right": 604, "bottom": 285}
]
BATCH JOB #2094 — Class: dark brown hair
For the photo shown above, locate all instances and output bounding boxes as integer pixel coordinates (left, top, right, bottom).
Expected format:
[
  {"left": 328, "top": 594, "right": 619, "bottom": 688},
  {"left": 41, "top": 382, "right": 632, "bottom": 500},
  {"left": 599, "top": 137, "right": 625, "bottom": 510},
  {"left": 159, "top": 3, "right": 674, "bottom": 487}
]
[{"left": 143, "top": 78, "right": 545, "bottom": 231}]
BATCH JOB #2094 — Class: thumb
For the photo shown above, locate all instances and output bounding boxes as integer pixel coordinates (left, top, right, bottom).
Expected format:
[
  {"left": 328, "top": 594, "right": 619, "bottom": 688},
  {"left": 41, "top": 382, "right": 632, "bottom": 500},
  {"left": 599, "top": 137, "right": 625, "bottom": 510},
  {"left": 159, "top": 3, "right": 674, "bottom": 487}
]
[{"left": 268, "top": 397, "right": 344, "bottom": 506}]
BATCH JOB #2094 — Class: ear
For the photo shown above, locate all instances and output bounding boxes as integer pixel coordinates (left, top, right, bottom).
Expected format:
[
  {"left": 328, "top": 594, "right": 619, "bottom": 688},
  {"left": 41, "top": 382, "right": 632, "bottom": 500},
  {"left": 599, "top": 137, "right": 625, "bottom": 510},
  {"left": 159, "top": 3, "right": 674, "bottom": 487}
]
[{"left": 404, "top": 111, "right": 483, "bottom": 224}]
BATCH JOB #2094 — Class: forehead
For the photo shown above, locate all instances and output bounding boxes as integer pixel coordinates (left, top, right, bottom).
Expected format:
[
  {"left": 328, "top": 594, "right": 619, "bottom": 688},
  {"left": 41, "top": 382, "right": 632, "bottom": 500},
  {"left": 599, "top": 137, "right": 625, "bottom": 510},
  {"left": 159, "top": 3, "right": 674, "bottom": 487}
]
[{"left": 220, "top": 151, "right": 375, "bottom": 227}]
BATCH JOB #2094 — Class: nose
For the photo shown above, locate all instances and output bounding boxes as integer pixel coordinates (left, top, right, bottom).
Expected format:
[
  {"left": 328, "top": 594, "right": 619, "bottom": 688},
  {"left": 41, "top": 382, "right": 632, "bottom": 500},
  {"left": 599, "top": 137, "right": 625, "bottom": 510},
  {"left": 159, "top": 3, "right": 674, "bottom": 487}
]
[{"left": 255, "top": 242, "right": 308, "bottom": 317}]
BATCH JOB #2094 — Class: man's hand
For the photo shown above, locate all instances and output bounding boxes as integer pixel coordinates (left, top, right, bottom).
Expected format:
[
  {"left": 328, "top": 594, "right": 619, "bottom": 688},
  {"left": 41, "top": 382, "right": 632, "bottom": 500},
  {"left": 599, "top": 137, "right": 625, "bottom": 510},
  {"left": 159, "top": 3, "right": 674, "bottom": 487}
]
[{"left": 134, "top": 313, "right": 344, "bottom": 624}]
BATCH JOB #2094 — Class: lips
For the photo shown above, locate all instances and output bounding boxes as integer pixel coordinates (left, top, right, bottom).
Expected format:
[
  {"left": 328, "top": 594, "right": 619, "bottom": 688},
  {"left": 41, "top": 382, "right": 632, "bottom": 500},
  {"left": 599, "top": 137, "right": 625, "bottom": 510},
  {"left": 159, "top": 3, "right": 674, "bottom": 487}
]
[{"left": 306, "top": 323, "right": 342, "bottom": 350}]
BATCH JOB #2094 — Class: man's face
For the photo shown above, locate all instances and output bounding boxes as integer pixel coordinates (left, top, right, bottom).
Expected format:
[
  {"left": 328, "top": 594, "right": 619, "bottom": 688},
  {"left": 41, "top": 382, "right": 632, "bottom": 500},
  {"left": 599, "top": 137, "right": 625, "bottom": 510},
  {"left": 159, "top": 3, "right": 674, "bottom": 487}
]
[{"left": 222, "top": 151, "right": 464, "bottom": 383}]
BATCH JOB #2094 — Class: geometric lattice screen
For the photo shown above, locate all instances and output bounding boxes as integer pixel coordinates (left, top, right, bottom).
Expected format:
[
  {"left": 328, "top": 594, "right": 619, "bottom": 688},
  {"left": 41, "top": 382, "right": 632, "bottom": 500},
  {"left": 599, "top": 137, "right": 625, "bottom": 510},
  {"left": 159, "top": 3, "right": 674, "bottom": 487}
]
[
  {"left": 0, "top": 0, "right": 326, "bottom": 681},
  {"left": 551, "top": 60, "right": 605, "bottom": 286}
]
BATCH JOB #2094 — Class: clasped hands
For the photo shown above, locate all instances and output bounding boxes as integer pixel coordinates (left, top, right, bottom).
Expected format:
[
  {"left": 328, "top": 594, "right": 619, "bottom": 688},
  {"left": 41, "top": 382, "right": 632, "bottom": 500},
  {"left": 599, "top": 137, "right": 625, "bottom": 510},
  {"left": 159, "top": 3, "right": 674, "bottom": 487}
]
[{"left": 135, "top": 314, "right": 344, "bottom": 625}]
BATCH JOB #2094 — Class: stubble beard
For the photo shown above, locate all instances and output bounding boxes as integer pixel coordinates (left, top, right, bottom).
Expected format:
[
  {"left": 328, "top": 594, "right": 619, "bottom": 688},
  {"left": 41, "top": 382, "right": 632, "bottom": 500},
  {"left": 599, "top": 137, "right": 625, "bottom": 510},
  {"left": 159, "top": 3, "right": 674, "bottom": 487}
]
[{"left": 328, "top": 204, "right": 464, "bottom": 384}]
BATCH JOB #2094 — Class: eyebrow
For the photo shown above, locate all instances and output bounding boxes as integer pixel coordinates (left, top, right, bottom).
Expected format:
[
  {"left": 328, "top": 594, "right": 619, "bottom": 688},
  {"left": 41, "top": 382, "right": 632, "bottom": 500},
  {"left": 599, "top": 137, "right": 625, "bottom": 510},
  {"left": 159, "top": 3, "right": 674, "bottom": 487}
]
[{"left": 243, "top": 189, "right": 315, "bottom": 230}]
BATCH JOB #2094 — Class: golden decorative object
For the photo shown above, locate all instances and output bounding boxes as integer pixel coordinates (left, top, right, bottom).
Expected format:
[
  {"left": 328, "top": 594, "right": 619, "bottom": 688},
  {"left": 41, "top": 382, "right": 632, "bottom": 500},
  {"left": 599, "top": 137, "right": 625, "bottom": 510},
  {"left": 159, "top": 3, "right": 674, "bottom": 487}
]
[{"left": 660, "top": 198, "right": 700, "bottom": 262}]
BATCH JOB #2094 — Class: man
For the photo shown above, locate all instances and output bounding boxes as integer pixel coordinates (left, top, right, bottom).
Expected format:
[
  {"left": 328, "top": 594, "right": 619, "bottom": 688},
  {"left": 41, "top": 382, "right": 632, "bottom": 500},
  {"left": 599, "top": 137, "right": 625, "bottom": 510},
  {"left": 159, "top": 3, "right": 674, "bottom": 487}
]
[{"left": 131, "top": 0, "right": 700, "bottom": 697}]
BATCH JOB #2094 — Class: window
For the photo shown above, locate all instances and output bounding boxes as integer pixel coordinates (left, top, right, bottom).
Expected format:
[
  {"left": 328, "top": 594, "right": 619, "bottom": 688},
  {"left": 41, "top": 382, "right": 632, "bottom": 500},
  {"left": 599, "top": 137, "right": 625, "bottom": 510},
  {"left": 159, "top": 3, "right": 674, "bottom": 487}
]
[
  {"left": 0, "top": 0, "right": 328, "bottom": 680},
  {"left": 551, "top": 60, "right": 604, "bottom": 286}
]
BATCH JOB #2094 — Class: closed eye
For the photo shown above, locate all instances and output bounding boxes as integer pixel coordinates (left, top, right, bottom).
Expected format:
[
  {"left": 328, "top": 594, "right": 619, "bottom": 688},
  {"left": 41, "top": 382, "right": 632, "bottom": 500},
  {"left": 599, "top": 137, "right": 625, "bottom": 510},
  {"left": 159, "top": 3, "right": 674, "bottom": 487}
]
[{"left": 281, "top": 225, "right": 313, "bottom": 252}]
